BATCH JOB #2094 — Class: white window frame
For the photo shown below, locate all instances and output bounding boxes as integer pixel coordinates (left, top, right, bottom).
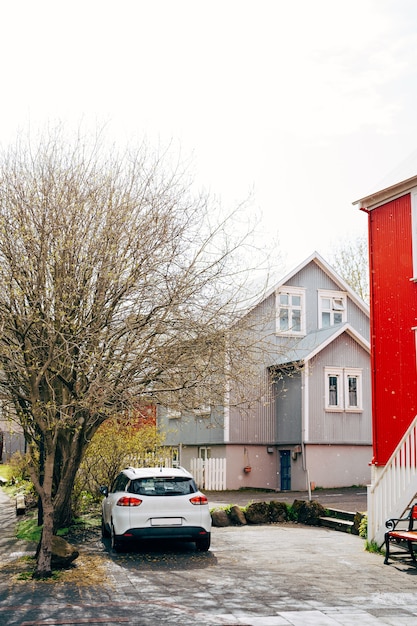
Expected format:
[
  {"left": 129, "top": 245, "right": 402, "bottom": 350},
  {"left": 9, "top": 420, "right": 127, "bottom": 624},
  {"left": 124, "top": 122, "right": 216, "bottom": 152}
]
[
  {"left": 276, "top": 286, "right": 306, "bottom": 335},
  {"left": 318, "top": 290, "right": 347, "bottom": 329},
  {"left": 193, "top": 403, "right": 211, "bottom": 417},
  {"left": 324, "top": 367, "right": 363, "bottom": 412}
]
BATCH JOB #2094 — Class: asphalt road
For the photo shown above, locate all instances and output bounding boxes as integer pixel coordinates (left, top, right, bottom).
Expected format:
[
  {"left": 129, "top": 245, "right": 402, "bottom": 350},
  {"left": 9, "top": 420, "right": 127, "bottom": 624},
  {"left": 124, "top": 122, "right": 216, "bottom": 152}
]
[{"left": 206, "top": 486, "right": 368, "bottom": 513}]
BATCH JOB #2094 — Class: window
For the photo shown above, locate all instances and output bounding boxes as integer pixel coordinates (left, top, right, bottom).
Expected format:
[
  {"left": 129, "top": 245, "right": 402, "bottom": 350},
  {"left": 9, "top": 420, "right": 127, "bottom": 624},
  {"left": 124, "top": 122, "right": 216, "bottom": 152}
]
[
  {"left": 318, "top": 290, "right": 347, "bottom": 328},
  {"left": 276, "top": 287, "right": 305, "bottom": 335},
  {"left": 111, "top": 473, "right": 130, "bottom": 493},
  {"left": 325, "top": 367, "right": 362, "bottom": 411},
  {"left": 193, "top": 404, "right": 211, "bottom": 417},
  {"left": 166, "top": 407, "right": 181, "bottom": 419}
]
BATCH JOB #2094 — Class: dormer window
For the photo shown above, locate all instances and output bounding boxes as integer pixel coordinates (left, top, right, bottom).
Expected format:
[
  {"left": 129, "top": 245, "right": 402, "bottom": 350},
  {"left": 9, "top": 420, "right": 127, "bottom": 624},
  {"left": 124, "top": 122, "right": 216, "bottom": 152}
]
[
  {"left": 276, "top": 287, "right": 305, "bottom": 335},
  {"left": 318, "top": 290, "right": 347, "bottom": 328}
]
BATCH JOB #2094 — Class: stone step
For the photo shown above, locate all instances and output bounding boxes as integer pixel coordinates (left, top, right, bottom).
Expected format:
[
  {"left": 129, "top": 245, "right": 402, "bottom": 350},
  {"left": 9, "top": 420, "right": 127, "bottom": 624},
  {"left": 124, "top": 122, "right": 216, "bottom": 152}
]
[
  {"left": 319, "top": 516, "right": 355, "bottom": 533},
  {"left": 324, "top": 507, "right": 357, "bottom": 523}
]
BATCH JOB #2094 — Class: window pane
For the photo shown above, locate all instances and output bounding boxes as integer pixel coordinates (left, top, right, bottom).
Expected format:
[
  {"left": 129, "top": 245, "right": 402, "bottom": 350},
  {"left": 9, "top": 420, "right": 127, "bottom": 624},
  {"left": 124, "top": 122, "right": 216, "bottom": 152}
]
[
  {"left": 280, "top": 308, "right": 289, "bottom": 330},
  {"left": 333, "top": 298, "right": 345, "bottom": 311},
  {"left": 334, "top": 313, "right": 343, "bottom": 324},
  {"left": 348, "top": 376, "right": 358, "bottom": 407},
  {"left": 279, "top": 294, "right": 289, "bottom": 305},
  {"left": 322, "top": 312, "right": 331, "bottom": 328},
  {"left": 322, "top": 298, "right": 331, "bottom": 309},
  {"left": 291, "top": 295, "right": 301, "bottom": 306},
  {"left": 328, "top": 376, "right": 338, "bottom": 406},
  {"left": 292, "top": 309, "right": 301, "bottom": 332}
]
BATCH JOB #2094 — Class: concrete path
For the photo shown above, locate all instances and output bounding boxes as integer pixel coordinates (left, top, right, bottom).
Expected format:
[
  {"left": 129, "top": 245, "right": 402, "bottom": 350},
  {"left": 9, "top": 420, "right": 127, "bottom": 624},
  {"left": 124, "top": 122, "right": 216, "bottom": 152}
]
[{"left": 1, "top": 488, "right": 417, "bottom": 625}]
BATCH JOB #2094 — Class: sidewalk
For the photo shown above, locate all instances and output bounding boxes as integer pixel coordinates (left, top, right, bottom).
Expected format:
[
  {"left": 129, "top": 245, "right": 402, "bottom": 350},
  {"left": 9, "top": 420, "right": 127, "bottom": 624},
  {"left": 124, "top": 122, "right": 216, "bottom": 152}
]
[{"left": 2, "top": 487, "right": 417, "bottom": 626}]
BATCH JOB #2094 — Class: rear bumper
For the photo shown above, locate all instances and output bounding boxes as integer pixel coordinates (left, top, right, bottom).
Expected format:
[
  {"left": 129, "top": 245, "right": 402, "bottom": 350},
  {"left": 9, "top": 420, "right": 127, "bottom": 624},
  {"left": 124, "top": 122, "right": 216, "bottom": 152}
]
[{"left": 118, "top": 526, "right": 210, "bottom": 542}]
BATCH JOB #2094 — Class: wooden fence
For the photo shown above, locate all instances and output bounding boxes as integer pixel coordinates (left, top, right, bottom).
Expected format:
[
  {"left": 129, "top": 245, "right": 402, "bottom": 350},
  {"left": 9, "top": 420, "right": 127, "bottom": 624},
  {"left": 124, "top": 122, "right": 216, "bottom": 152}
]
[{"left": 190, "top": 458, "right": 227, "bottom": 490}]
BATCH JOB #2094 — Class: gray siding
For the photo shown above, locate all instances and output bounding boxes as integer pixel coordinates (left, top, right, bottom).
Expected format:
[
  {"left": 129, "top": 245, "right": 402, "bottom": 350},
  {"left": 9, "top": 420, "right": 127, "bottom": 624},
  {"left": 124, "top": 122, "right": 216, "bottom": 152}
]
[
  {"left": 228, "top": 365, "right": 276, "bottom": 443},
  {"left": 159, "top": 408, "right": 225, "bottom": 447},
  {"left": 274, "top": 370, "right": 302, "bottom": 443},
  {"left": 285, "top": 262, "right": 369, "bottom": 339},
  {"left": 306, "top": 334, "right": 371, "bottom": 444}
]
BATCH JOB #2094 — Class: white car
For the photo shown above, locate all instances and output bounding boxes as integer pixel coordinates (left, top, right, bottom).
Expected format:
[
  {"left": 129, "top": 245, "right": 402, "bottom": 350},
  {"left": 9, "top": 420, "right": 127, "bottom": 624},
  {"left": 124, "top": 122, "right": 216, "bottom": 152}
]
[{"left": 100, "top": 466, "right": 211, "bottom": 552}]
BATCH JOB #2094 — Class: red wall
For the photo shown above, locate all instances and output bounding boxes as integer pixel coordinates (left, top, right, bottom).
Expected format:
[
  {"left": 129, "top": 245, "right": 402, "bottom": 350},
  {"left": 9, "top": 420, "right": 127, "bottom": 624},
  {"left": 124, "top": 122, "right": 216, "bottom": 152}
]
[{"left": 368, "top": 194, "right": 417, "bottom": 465}]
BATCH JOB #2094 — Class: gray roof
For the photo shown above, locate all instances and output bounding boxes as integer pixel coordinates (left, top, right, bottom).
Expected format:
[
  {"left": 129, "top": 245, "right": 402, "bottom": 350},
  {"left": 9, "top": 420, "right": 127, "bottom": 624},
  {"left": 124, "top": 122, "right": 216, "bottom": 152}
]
[{"left": 271, "top": 323, "right": 370, "bottom": 367}]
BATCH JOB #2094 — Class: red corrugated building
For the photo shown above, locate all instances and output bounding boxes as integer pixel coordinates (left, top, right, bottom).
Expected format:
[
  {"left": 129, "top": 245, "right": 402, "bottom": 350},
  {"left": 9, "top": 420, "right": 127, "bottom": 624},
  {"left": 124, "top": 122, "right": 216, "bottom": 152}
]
[{"left": 355, "top": 176, "right": 417, "bottom": 542}]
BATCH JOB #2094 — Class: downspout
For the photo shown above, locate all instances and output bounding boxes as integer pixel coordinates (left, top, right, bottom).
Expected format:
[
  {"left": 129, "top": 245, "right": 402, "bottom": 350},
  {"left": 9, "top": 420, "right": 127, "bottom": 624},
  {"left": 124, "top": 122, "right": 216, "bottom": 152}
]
[{"left": 301, "top": 360, "right": 311, "bottom": 500}]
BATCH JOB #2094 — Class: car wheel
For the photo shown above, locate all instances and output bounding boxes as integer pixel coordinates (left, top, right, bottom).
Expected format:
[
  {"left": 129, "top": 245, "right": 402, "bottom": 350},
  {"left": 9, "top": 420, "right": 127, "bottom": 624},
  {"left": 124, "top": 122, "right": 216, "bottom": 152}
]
[
  {"left": 111, "top": 523, "right": 123, "bottom": 552},
  {"left": 195, "top": 534, "right": 210, "bottom": 552},
  {"left": 101, "top": 517, "right": 110, "bottom": 539}
]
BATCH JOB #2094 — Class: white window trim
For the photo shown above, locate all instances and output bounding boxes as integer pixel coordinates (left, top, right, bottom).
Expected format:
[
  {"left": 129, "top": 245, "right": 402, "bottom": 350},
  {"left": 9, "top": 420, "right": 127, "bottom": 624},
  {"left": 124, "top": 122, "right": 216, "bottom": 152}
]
[
  {"left": 193, "top": 404, "right": 211, "bottom": 417},
  {"left": 166, "top": 407, "right": 181, "bottom": 419},
  {"left": 324, "top": 367, "right": 363, "bottom": 412},
  {"left": 318, "top": 290, "right": 347, "bottom": 329},
  {"left": 276, "top": 286, "right": 306, "bottom": 336},
  {"left": 344, "top": 368, "right": 363, "bottom": 411}
]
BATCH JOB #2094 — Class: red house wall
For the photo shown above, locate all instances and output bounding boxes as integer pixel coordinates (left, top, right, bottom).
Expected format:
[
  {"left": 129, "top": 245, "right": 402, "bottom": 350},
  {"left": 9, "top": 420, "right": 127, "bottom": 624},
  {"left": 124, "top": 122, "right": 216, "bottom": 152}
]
[{"left": 367, "top": 194, "right": 417, "bottom": 465}]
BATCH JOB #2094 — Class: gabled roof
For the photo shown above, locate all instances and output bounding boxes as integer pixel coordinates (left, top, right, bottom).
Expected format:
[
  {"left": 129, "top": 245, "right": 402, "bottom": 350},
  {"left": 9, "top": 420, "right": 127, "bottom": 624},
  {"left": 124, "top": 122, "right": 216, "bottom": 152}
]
[
  {"left": 260, "top": 251, "right": 369, "bottom": 317},
  {"left": 353, "top": 174, "right": 417, "bottom": 211},
  {"left": 272, "top": 323, "right": 370, "bottom": 367}
]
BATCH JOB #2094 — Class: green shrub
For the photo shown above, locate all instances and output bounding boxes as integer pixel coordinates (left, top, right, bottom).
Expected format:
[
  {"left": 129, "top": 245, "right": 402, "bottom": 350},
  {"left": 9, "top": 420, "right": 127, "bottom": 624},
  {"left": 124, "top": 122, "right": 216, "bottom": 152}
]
[
  {"left": 359, "top": 514, "right": 368, "bottom": 538},
  {"left": 8, "top": 451, "right": 32, "bottom": 484}
]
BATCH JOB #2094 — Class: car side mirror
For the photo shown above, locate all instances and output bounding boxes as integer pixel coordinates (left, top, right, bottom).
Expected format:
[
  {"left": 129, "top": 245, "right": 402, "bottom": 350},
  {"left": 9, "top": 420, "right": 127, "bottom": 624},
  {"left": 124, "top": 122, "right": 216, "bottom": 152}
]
[{"left": 100, "top": 485, "right": 109, "bottom": 497}]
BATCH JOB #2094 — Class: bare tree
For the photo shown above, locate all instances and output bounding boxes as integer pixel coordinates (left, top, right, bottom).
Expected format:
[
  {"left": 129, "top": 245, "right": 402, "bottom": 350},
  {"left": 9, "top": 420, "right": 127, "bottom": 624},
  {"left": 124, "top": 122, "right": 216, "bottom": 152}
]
[
  {"left": 0, "top": 128, "right": 273, "bottom": 577},
  {"left": 329, "top": 235, "right": 369, "bottom": 303}
]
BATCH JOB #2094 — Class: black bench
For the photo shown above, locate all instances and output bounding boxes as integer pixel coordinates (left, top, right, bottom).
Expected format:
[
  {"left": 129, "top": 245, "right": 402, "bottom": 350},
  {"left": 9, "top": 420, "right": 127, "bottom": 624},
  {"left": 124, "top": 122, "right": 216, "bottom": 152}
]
[{"left": 384, "top": 503, "right": 417, "bottom": 565}]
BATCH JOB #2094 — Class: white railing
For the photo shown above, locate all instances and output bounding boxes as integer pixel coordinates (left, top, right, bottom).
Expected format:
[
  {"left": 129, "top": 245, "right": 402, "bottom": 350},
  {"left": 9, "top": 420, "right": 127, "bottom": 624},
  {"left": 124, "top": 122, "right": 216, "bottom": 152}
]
[
  {"left": 368, "top": 414, "right": 417, "bottom": 546},
  {"left": 190, "top": 458, "right": 227, "bottom": 491}
]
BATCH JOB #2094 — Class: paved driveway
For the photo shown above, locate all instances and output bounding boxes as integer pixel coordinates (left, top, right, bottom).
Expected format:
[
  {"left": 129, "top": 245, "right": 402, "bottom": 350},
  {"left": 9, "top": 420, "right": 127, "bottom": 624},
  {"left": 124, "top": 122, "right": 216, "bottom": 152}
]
[{"left": 1, "top": 489, "right": 417, "bottom": 625}]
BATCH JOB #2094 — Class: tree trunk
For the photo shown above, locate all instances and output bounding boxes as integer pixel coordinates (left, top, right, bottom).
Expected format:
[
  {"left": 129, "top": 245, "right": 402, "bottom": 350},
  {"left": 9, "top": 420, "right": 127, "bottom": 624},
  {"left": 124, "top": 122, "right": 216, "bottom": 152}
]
[
  {"left": 53, "top": 427, "right": 87, "bottom": 530},
  {"left": 34, "top": 497, "right": 54, "bottom": 578},
  {"left": 33, "top": 452, "right": 55, "bottom": 578}
]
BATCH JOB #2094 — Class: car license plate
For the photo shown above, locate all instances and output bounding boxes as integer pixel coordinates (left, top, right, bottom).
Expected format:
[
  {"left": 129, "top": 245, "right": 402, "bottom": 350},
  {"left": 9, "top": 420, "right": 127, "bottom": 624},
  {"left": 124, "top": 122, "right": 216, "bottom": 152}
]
[{"left": 151, "top": 517, "right": 182, "bottom": 526}]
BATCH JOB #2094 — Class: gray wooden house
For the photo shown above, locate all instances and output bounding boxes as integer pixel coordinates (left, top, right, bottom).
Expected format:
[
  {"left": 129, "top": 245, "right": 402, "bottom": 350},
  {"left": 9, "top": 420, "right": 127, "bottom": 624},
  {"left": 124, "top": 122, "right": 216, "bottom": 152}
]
[{"left": 159, "top": 252, "right": 371, "bottom": 491}]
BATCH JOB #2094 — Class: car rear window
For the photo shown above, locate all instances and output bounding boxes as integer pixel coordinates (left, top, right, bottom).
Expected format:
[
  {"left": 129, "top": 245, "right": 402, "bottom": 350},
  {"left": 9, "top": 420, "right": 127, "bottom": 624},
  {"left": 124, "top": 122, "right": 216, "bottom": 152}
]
[{"left": 129, "top": 476, "right": 198, "bottom": 496}]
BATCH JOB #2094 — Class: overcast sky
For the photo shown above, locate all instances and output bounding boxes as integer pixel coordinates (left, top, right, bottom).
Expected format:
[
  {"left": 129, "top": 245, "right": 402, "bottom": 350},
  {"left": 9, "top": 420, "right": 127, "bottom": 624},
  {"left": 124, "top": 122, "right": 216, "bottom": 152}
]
[{"left": 2, "top": 0, "right": 417, "bottom": 272}]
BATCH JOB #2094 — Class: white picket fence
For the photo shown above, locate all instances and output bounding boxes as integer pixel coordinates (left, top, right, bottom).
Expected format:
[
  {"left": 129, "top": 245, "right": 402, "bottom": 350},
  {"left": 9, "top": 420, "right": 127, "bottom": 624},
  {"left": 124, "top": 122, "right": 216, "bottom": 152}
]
[
  {"left": 125, "top": 453, "right": 178, "bottom": 468},
  {"left": 190, "top": 458, "right": 227, "bottom": 490}
]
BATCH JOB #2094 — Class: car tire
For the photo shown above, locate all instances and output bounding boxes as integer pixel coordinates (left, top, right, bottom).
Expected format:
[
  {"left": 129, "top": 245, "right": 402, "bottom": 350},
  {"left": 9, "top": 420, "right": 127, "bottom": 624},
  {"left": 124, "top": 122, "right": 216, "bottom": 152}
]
[
  {"left": 111, "top": 523, "right": 123, "bottom": 552},
  {"left": 195, "top": 534, "right": 211, "bottom": 552},
  {"left": 101, "top": 517, "right": 110, "bottom": 539}
]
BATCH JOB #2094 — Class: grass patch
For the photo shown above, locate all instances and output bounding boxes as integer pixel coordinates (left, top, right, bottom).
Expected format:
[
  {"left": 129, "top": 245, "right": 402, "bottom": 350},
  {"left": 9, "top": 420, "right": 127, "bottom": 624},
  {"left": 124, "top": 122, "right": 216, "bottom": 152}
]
[
  {"left": 0, "top": 464, "right": 13, "bottom": 481},
  {"left": 365, "top": 540, "right": 383, "bottom": 554},
  {"left": 16, "top": 514, "right": 41, "bottom": 543}
]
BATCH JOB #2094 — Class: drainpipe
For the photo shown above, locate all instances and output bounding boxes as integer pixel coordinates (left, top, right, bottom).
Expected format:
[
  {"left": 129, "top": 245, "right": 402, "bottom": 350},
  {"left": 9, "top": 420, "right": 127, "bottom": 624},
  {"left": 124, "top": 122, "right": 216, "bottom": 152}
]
[{"left": 301, "top": 361, "right": 311, "bottom": 500}]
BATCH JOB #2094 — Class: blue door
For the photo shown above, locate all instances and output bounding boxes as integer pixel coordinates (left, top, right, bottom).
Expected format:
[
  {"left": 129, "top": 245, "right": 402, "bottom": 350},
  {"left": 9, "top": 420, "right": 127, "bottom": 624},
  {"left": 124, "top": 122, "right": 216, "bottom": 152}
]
[{"left": 280, "top": 450, "right": 291, "bottom": 491}]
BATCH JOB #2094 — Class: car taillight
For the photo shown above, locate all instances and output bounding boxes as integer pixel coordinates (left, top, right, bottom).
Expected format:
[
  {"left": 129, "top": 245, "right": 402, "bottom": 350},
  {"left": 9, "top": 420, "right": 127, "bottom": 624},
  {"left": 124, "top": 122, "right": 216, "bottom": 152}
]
[
  {"left": 116, "top": 496, "right": 142, "bottom": 507},
  {"left": 190, "top": 495, "right": 208, "bottom": 505}
]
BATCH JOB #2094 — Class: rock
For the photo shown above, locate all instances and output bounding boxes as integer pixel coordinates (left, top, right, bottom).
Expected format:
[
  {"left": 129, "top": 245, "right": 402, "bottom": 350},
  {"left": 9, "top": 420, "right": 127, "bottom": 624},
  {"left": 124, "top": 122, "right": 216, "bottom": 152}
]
[
  {"left": 245, "top": 502, "right": 270, "bottom": 524},
  {"left": 15, "top": 494, "right": 26, "bottom": 515},
  {"left": 51, "top": 536, "right": 79, "bottom": 568},
  {"left": 269, "top": 501, "right": 288, "bottom": 523},
  {"left": 211, "top": 509, "right": 231, "bottom": 527},
  {"left": 229, "top": 505, "right": 247, "bottom": 525},
  {"left": 292, "top": 499, "right": 326, "bottom": 526}
]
